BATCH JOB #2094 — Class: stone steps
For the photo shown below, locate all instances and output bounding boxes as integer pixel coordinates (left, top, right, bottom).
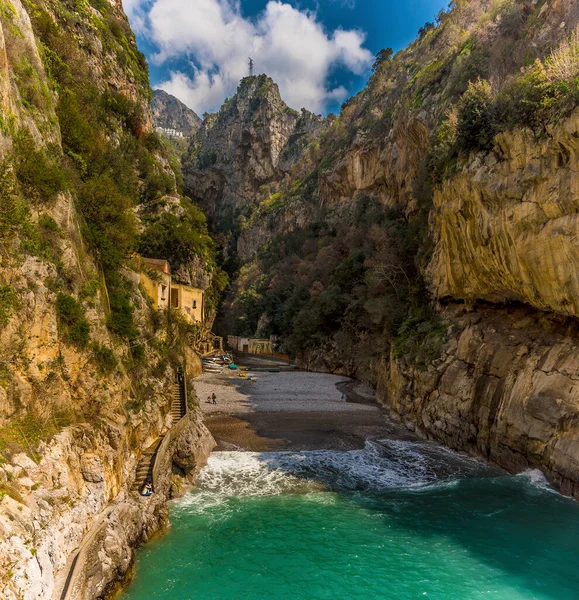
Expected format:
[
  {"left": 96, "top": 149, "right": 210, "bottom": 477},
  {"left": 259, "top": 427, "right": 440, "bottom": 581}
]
[
  {"left": 132, "top": 437, "right": 164, "bottom": 492},
  {"left": 132, "top": 373, "right": 187, "bottom": 493}
]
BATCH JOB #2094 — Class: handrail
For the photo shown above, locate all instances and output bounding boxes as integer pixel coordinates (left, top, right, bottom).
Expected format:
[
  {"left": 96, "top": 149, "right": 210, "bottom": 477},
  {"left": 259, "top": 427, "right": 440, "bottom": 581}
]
[{"left": 182, "top": 364, "right": 189, "bottom": 417}]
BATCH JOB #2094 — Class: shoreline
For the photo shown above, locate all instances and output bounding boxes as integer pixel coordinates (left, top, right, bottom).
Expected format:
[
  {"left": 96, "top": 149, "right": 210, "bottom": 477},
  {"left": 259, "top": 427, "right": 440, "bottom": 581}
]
[{"left": 195, "top": 369, "right": 417, "bottom": 452}]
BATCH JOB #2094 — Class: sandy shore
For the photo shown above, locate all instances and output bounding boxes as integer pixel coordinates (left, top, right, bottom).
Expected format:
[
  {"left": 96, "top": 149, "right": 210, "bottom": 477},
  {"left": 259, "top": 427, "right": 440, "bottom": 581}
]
[{"left": 194, "top": 370, "right": 411, "bottom": 451}]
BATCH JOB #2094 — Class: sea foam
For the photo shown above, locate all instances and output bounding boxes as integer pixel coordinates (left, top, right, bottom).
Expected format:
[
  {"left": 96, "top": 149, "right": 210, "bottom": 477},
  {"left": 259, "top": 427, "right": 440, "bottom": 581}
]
[{"left": 191, "top": 439, "right": 493, "bottom": 498}]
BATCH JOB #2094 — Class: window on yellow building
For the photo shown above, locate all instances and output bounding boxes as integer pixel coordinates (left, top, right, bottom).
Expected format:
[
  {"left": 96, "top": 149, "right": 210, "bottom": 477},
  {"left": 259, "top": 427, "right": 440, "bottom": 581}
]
[{"left": 193, "top": 300, "right": 197, "bottom": 309}]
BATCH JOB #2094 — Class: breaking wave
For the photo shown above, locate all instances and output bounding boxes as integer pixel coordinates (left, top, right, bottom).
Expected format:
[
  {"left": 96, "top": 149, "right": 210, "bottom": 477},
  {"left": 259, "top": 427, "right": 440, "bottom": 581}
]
[
  {"left": 516, "top": 468, "right": 556, "bottom": 492},
  {"left": 188, "top": 439, "right": 497, "bottom": 499}
]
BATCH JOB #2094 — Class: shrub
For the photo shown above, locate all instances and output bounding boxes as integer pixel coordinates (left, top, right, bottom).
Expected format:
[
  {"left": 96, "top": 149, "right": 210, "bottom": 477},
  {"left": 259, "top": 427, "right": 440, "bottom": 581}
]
[
  {"left": 56, "top": 293, "right": 90, "bottom": 348},
  {"left": 430, "top": 108, "right": 459, "bottom": 182},
  {"left": 0, "top": 410, "right": 72, "bottom": 459},
  {"left": 0, "top": 286, "right": 16, "bottom": 328},
  {"left": 13, "top": 56, "right": 49, "bottom": 110},
  {"left": 79, "top": 278, "right": 99, "bottom": 300},
  {"left": 57, "top": 89, "right": 100, "bottom": 167},
  {"left": 38, "top": 213, "right": 59, "bottom": 233},
  {"left": 418, "top": 22, "right": 435, "bottom": 38},
  {"left": 372, "top": 48, "right": 393, "bottom": 72},
  {"left": 0, "top": 159, "right": 27, "bottom": 238},
  {"left": 12, "top": 130, "right": 66, "bottom": 202},
  {"left": 91, "top": 342, "right": 117, "bottom": 374},
  {"left": 456, "top": 79, "right": 496, "bottom": 152},
  {"left": 105, "top": 272, "right": 138, "bottom": 340},
  {"left": 393, "top": 314, "right": 448, "bottom": 368},
  {"left": 78, "top": 174, "right": 137, "bottom": 270},
  {"left": 37, "top": 213, "right": 61, "bottom": 257},
  {"left": 544, "top": 25, "right": 579, "bottom": 84},
  {"left": 138, "top": 200, "right": 214, "bottom": 271},
  {"left": 494, "top": 64, "right": 549, "bottom": 130},
  {"left": 103, "top": 91, "right": 145, "bottom": 137}
]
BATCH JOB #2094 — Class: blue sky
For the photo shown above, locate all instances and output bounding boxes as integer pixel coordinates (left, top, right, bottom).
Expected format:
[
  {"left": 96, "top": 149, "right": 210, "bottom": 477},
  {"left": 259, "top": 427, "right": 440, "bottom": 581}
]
[{"left": 123, "top": 0, "right": 449, "bottom": 115}]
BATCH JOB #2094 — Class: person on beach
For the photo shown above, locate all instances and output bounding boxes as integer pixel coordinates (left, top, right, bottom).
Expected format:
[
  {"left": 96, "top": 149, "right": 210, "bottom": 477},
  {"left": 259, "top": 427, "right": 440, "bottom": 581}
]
[
  {"left": 206, "top": 395, "right": 212, "bottom": 403},
  {"left": 212, "top": 392, "right": 217, "bottom": 404}
]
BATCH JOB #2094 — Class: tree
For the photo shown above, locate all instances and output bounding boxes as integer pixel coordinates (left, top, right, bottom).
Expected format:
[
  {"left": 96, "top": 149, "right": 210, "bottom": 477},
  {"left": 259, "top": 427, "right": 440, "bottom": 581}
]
[
  {"left": 456, "top": 79, "right": 496, "bottom": 152},
  {"left": 138, "top": 200, "right": 214, "bottom": 273},
  {"left": 373, "top": 48, "right": 393, "bottom": 72},
  {"left": 418, "top": 22, "right": 435, "bottom": 38}
]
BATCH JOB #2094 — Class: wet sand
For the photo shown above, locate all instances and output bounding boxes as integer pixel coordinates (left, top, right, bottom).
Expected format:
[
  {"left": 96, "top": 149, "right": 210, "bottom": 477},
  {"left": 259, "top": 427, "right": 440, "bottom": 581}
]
[{"left": 194, "top": 369, "right": 412, "bottom": 451}]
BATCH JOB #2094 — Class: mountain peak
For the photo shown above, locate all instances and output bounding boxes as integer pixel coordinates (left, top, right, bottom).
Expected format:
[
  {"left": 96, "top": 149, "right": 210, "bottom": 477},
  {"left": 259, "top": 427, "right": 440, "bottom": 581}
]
[{"left": 152, "top": 89, "right": 201, "bottom": 137}]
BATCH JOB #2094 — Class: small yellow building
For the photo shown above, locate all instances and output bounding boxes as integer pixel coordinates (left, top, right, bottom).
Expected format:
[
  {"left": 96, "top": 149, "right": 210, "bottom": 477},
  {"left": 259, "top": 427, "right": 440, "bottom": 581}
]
[
  {"left": 228, "top": 336, "right": 273, "bottom": 354},
  {"left": 140, "top": 258, "right": 171, "bottom": 310},
  {"left": 170, "top": 284, "right": 204, "bottom": 323},
  {"left": 139, "top": 257, "right": 205, "bottom": 324}
]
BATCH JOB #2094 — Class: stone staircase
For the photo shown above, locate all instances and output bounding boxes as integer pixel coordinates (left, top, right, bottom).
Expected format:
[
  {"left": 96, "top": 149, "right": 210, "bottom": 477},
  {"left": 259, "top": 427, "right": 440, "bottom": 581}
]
[
  {"left": 170, "top": 374, "right": 186, "bottom": 424},
  {"left": 132, "top": 437, "right": 163, "bottom": 492},
  {"left": 132, "top": 373, "right": 187, "bottom": 494}
]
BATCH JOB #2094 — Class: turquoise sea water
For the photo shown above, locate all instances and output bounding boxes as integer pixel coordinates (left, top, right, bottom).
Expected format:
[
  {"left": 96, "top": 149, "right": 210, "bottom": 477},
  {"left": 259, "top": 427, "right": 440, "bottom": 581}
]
[{"left": 121, "top": 441, "right": 579, "bottom": 600}]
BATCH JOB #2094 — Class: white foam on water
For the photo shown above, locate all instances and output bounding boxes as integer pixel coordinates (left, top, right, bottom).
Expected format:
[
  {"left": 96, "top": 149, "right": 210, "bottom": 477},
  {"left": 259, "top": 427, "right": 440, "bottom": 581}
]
[
  {"left": 192, "top": 439, "right": 489, "bottom": 498},
  {"left": 516, "top": 468, "right": 556, "bottom": 492}
]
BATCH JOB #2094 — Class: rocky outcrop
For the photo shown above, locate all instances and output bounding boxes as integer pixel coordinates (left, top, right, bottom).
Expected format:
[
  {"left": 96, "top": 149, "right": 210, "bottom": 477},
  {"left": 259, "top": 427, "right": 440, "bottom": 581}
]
[
  {"left": 60, "top": 410, "right": 214, "bottom": 600},
  {"left": 429, "top": 110, "right": 579, "bottom": 318},
  {"left": 0, "top": 378, "right": 214, "bottom": 600},
  {"left": 152, "top": 89, "right": 201, "bottom": 136},
  {"left": 0, "top": 0, "right": 217, "bottom": 597},
  {"left": 183, "top": 75, "right": 325, "bottom": 225},
  {"left": 378, "top": 304, "right": 579, "bottom": 497}
]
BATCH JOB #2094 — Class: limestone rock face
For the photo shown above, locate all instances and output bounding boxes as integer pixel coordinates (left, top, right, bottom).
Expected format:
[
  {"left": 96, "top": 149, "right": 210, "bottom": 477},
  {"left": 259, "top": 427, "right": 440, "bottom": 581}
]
[
  {"left": 0, "top": 394, "right": 214, "bottom": 600},
  {"left": 66, "top": 411, "right": 214, "bottom": 600},
  {"left": 378, "top": 305, "right": 579, "bottom": 497},
  {"left": 152, "top": 89, "right": 201, "bottom": 136},
  {"left": 429, "top": 110, "right": 579, "bottom": 317},
  {"left": 81, "top": 453, "right": 105, "bottom": 483},
  {"left": 183, "top": 75, "right": 325, "bottom": 223},
  {"left": 173, "top": 413, "right": 214, "bottom": 473},
  {"left": 319, "top": 115, "right": 431, "bottom": 210},
  {"left": 0, "top": 0, "right": 215, "bottom": 597}
]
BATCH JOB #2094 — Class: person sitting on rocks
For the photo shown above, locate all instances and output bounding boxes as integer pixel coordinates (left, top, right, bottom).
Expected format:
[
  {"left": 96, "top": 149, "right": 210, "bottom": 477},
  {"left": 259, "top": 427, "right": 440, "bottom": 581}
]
[
  {"left": 141, "top": 479, "right": 153, "bottom": 497},
  {"left": 212, "top": 392, "right": 217, "bottom": 404}
]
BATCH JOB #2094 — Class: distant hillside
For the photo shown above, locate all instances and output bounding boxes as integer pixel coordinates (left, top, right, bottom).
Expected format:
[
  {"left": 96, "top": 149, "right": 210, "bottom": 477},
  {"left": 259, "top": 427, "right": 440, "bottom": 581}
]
[{"left": 152, "top": 89, "right": 201, "bottom": 137}]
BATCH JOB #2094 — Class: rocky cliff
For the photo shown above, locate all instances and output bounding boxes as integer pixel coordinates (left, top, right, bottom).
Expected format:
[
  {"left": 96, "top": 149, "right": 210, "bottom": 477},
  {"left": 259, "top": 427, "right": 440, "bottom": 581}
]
[
  {"left": 186, "top": 0, "right": 579, "bottom": 497},
  {"left": 183, "top": 74, "right": 326, "bottom": 235},
  {"left": 152, "top": 89, "right": 200, "bottom": 136},
  {"left": 0, "top": 1, "right": 218, "bottom": 598}
]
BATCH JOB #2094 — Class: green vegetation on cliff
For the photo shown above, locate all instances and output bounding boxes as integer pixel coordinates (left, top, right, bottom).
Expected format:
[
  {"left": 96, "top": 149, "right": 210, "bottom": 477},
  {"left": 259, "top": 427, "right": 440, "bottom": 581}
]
[
  {"left": 0, "top": 0, "right": 225, "bottom": 463},
  {"left": 200, "top": 0, "right": 579, "bottom": 380},
  {"left": 1, "top": 0, "right": 225, "bottom": 344}
]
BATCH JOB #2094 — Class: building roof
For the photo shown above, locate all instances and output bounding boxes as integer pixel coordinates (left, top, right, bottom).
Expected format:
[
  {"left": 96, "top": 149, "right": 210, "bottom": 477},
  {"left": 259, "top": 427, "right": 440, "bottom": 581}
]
[{"left": 142, "top": 258, "right": 171, "bottom": 275}]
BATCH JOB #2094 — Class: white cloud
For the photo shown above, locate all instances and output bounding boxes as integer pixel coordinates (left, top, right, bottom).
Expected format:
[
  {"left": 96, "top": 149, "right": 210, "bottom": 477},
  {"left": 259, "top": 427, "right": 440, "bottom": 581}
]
[
  {"left": 122, "top": 0, "right": 150, "bottom": 34},
  {"left": 123, "top": 0, "right": 373, "bottom": 114},
  {"left": 160, "top": 70, "right": 229, "bottom": 116}
]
